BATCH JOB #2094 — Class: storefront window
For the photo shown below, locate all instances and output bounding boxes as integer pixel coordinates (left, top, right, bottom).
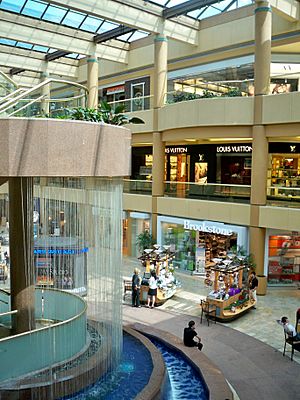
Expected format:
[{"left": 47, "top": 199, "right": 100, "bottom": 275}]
[
  {"left": 161, "top": 222, "right": 237, "bottom": 273},
  {"left": 268, "top": 232, "right": 300, "bottom": 286}
]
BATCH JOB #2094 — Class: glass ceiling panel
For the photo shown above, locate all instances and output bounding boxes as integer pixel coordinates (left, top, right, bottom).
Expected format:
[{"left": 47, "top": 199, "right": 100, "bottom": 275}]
[
  {"left": 0, "top": 0, "right": 149, "bottom": 51},
  {"left": 22, "top": 0, "right": 47, "bottom": 18},
  {"left": 80, "top": 16, "right": 103, "bottom": 33},
  {"left": 17, "top": 41, "right": 33, "bottom": 49},
  {"left": 97, "top": 20, "right": 119, "bottom": 33},
  {"left": 0, "top": 0, "right": 26, "bottom": 13},
  {"left": 62, "top": 10, "right": 86, "bottom": 28},
  {"left": 146, "top": 0, "right": 253, "bottom": 20},
  {"left": 0, "top": 37, "right": 57, "bottom": 53},
  {"left": 0, "top": 38, "right": 17, "bottom": 46},
  {"left": 128, "top": 31, "right": 149, "bottom": 42},
  {"left": 42, "top": 5, "right": 67, "bottom": 23}
]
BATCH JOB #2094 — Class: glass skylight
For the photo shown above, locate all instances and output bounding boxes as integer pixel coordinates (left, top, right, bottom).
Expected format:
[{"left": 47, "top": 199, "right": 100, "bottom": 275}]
[
  {"left": 146, "top": 0, "right": 253, "bottom": 20},
  {"left": 0, "top": 0, "right": 149, "bottom": 44},
  {"left": 0, "top": 37, "right": 57, "bottom": 54}
]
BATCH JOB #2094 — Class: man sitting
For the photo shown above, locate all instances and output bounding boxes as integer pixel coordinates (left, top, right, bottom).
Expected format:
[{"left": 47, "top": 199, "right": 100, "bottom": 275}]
[
  {"left": 183, "top": 320, "right": 203, "bottom": 351},
  {"left": 279, "top": 316, "right": 300, "bottom": 341}
]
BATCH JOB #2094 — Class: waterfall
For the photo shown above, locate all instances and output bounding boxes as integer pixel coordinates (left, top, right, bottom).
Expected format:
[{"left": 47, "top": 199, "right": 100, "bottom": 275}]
[{"left": 1, "top": 177, "right": 123, "bottom": 398}]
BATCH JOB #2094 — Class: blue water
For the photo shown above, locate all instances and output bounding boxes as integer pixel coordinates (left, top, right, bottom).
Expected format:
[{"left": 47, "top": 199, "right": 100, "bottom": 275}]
[
  {"left": 62, "top": 332, "right": 208, "bottom": 400},
  {"left": 62, "top": 332, "right": 153, "bottom": 399},
  {"left": 149, "top": 337, "right": 209, "bottom": 400}
]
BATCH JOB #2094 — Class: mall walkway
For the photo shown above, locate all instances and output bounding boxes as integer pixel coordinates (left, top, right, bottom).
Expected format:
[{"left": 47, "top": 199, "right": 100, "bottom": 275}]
[{"left": 122, "top": 256, "right": 300, "bottom": 400}]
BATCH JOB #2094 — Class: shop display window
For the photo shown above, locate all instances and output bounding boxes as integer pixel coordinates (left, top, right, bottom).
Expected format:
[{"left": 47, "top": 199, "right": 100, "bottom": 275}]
[
  {"left": 268, "top": 233, "right": 300, "bottom": 285},
  {"left": 269, "top": 154, "right": 300, "bottom": 190},
  {"left": 161, "top": 223, "right": 237, "bottom": 273}
]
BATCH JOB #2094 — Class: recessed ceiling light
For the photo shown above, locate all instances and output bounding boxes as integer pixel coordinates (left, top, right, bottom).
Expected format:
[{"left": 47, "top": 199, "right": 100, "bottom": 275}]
[{"left": 208, "top": 138, "right": 252, "bottom": 142}]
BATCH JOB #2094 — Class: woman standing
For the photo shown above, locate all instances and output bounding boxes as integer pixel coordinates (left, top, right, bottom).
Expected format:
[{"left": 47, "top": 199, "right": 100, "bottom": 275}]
[{"left": 147, "top": 270, "right": 158, "bottom": 309}]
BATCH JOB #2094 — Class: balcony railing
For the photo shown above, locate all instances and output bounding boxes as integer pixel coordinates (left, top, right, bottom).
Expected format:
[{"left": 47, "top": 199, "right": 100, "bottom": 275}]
[
  {"left": 107, "top": 95, "right": 153, "bottom": 113},
  {"left": 123, "top": 179, "right": 152, "bottom": 194},
  {"left": 124, "top": 180, "right": 300, "bottom": 208},
  {"left": 267, "top": 186, "right": 300, "bottom": 207},
  {"left": 165, "top": 181, "right": 251, "bottom": 203}
]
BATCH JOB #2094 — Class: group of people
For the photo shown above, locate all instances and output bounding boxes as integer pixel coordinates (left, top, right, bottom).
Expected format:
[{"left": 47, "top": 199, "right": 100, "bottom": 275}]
[{"left": 131, "top": 267, "right": 158, "bottom": 309}]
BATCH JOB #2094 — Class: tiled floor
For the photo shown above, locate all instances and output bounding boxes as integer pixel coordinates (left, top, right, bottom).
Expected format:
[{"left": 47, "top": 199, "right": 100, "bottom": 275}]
[
  {"left": 123, "top": 256, "right": 300, "bottom": 400},
  {"left": 122, "top": 256, "right": 300, "bottom": 363}
]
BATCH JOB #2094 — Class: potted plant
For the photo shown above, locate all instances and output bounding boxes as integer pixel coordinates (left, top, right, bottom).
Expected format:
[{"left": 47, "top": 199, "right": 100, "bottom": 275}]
[{"left": 136, "top": 230, "right": 154, "bottom": 254}]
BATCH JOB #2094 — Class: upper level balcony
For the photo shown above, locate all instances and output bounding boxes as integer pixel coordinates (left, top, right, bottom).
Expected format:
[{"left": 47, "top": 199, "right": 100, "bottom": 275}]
[{"left": 124, "top": 179, "right": 300, "bottom": 209}]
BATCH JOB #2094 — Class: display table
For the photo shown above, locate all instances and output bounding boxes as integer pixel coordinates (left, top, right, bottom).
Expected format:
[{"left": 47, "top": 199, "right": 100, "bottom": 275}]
[
  {"left": 206, "top": 292, "right": 256, "bottom": 321},
  {"left": 140, "top": 284, "right": 177, "bottom": 305}
]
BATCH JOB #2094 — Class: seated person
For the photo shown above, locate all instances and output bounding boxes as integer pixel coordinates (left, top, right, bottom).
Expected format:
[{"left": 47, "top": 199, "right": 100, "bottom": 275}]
[
  {"left": 278, "top": 316, "right": 300, "bottom": 341},
  {"left": 183, "top": 320, "right": 203, "bottom": 351}
]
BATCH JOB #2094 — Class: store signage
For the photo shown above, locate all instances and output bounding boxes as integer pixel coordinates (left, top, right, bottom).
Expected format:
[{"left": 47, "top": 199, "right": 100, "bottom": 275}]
[
  {"left": 34, "top": 247, "right": 89, "bottom": 255},
  {"left": 106, "top": 85, "right": 125, "bottom": 94},
  {"left": 184, "top": 220, "right": 233, "bottom": 236},
  {"left": 216, "top": 145, "right": 252, "bottom": 153},
  {"left": 165, "top": 147, "right": 187, "bottom": 154}
]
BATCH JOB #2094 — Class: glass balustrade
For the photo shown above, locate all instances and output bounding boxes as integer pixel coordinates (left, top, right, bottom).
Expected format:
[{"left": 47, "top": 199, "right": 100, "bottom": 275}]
[
  {"left": 107, "top": 95, "right": 153, "bottom": 112},
  {"left": 165, "top": 181, "right": 251, "bottom": 203},
  {"left": 123, "top": 179, "right": 152, "bottom": 194},
  {"left": 0, "top": 79, "right": 87, "bottom": 118}
]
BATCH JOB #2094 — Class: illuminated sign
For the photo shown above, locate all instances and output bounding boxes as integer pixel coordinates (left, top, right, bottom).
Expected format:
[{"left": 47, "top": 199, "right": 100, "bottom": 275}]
[
  {"left": 217, "top": 145, "right": 252, "bottom": 153},
  {"left": 165, "top": 147, "right": 188, "bottom": 154},
  {"left": 34, "top": 247, "right": 89, "bottom": 255},
  {"left": 184, "top": 220, "right": 233, "bottom": 236}
]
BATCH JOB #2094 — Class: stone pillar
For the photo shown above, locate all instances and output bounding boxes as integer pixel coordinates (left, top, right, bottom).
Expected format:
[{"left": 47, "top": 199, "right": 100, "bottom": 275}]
[
  {"left": 87, "top": 49, "right": 99, "bottom": 109},
  {"left": 9, "top": 177, "right": 35, "bottom": 334},
  {"left": 40, "top": 66, "right": 50, "bottom": 116},
  {"left": 254, "top": 1, "right": 272, "bottom": 97},
  {"left": 249, "top": 226, "right": 266, "bottom": 276},
  {"left": 254, "top": 1, "right": 272, "bottom": 123},
  {"left": 250, "top": 125, "right": 268, "bottom": 206},
  {"left": 151, "top": 34, "right": 168, "bottom": 240},
  {"left": 154, "top": 34, "right": 168, "bottom": 109}
]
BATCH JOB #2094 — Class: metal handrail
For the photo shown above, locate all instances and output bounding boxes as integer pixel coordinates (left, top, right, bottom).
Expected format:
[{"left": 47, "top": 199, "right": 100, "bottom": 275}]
[
  {"left": 0, "top": 71, "right": 18, "bottom": 89},
  {"left": 0, "top": 310, "right": 17, "bottom": 317},
  {"left": 107, "top": 94, "right": 153, "bottom": 106},
  {"left": 0, "top": 88, "right": 27, "bottom": 105},
  {"left": 0, "top": 78, "right": 88, "bottom": 112}
]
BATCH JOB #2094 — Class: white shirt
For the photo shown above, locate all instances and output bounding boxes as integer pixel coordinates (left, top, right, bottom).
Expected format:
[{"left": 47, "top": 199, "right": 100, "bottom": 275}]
[
  {"left": 149, "top": 276, "right": 157, "bottom": 290},
  {"left": 283, "top": 323, "right": 297, "bottom": 338}
]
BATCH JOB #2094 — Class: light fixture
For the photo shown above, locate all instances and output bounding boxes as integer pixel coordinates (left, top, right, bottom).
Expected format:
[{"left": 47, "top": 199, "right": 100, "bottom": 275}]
[
  {"left": 208, "top": 138, "right": 252, "bottom": 142},
  {"left": 185, "top": 139, "right": 197, "bottom": 142}
]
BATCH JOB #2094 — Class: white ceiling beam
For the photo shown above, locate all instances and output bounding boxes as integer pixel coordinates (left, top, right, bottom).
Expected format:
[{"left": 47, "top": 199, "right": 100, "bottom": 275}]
[
  {"left": 46, "top": 0, "right": 199, "bottom": 44},
  {"left": 0, "top": 46, "right": 78, "bottom": 77},
  {"left": 270, "top": 0, "right": 299, "bottom": 21},
  {"left": 0, "top": 12, "right": 129, "bottom": 63}
]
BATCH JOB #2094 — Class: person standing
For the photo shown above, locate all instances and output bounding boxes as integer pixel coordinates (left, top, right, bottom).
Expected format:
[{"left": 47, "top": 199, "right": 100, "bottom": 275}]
[
  {"left": 132, "top": 268, "right": 141, "bottom": 308},
  {"left": 147, "top": 270, "right": 158, "bottom": 309},
  {"left": 249, "top": 271, "right": 258, "bottom": 309},
  {"left": 183, "top": 320, "right": 203, "bottom": 351}
]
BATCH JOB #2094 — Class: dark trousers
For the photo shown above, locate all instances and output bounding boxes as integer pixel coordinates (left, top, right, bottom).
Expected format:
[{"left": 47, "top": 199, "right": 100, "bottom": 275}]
[{"left": 132, "top": 288, "right": 140, "bottom": 307}]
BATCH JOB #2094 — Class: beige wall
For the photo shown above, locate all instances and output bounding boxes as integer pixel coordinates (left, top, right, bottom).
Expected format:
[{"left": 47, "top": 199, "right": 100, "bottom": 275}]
[
  {"left": 263, "top": 92, "right": 300, "bottom": 125},
  {"left": 123, "top": 193, "right": 152, "bottom": 213},
  {"left": 158, "top": 97, "right": 254, "bottom": 131}
]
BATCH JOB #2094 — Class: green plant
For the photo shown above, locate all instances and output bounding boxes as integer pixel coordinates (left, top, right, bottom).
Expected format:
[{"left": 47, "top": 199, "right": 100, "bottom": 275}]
[
  {"left": 136, "top": 230, "right": 155, "bottom": 253},
  {"left": 98, "top": 101, "right": 144, "bottom": 125},
  {"left": 231, "top": 245, "right": 256, "bottom": 270},
  {"left": 69, "top": 107, "right": 101, "bottom": 122},
  {"left": 222, "top": 87, "right": 242, "bottom": 97}
]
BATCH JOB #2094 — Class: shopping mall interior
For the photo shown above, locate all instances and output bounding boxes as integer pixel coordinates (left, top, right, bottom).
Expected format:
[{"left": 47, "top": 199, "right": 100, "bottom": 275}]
[{"left": 0, "top": 0, "right": 300, "bottom": 399}]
